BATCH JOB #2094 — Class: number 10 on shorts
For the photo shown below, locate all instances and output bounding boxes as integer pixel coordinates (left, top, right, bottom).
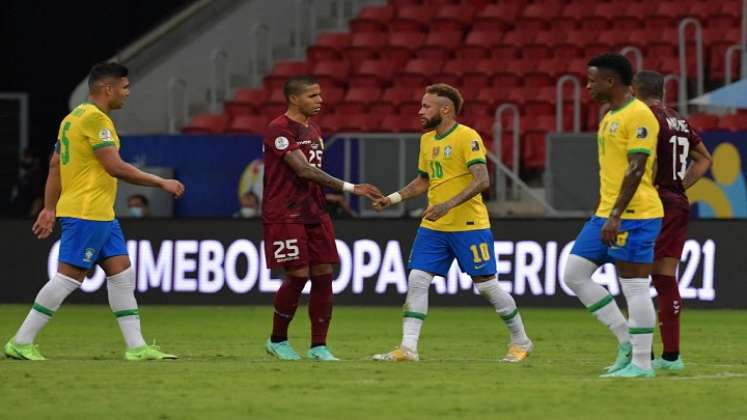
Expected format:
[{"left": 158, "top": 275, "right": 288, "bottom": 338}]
[
  {"left": 273, "top": 239, "right": 300, "bottom": 262},
  {"left": 470, "top": 242, "right": 491, "bottom": 263}
]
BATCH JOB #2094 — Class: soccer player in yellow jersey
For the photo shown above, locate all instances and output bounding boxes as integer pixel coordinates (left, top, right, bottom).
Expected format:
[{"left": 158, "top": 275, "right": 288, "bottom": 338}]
[
  {"left": 371, "top": 84, "right": 532, "bottom": 363},
  {"left": 563, "top": 54, "right": 663, "bottom": 378},
  {"left": 4, "top": 63, "right": 185, "bottom": 361}
]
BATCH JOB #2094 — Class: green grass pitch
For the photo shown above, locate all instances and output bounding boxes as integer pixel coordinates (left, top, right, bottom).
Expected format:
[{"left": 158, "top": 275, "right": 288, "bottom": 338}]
[{"left": 1, "top": 305, "right": 746, "bottom": 420}]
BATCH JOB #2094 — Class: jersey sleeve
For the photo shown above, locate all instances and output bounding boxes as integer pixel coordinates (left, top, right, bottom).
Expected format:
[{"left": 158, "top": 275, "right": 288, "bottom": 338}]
[
  {"left": 263, "top": 125, "right": 298, "bottom": 158},
  {"left": 624, "top": 107, "right": 659, "bottom": 156},
  {"left": 80, "top": 113, "right": 117, "bottom": 151},
  {"left": 462, "top": 132, "right": 488, "bottom": 167},
  {"left": 688, "top": 123, "right": 703, "bottom": 149},
  {"left": 417, "top": 136, "right": 428, "bottom": 177}
]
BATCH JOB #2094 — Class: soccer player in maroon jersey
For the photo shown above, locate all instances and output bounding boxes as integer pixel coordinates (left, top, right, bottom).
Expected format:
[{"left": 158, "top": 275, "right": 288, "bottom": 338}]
[
  {"left": 632, "top": 71, "right": 712, "bottom": 370},
  {"left": 262, "top": 75, "right": 382, "bottom": 361}
]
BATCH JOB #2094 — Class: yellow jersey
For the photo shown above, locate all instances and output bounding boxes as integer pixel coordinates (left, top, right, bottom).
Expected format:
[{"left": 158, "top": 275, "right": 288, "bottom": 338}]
[
  {"left": 595, "top": 98, "right": 663, "bottom": 220},
  {"left": 417, "top": 123, "right": 490, "bottom": 232},
  {"left": 56, "top": 102, "right": 120, "bottom": 221}
]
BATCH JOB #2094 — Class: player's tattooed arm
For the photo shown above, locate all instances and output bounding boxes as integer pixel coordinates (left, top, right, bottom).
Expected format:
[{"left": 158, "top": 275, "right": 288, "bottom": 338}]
[
  {"left": 423, "top": 163, "right": 490, "bottom": 222},
  {"left": 373, "top": 173, "right": 429, "bottom": 210},
  {"left": 682, "top": 141, "right": 712, "bottom": 190},
  {"left": 602, "top": 152, "right": 648, "bottom": 246},
  {"left": 284, "top": 150, "right": 382, "bottom": 199},
  {"left": 32, "top": 147, "right": 62, "bottom": 239},
  {"left": 94, "top": 147, "right": 185, "bottom": 197}
]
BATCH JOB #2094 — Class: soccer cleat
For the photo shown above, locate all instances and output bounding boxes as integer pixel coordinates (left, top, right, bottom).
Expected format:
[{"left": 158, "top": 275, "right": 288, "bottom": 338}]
[
  {"left": 307, "top": 345, "right": 340, "bottom": 361},
  {"left": 265, "top": 339, "right": 301, "bottom": 360},
  {"left": 501, "top": 340, "right": 533, "bottom": 363},
  {"left": 371, "top": 346, "right": 419, "bottom": 362},
  {"left": 652, "top": 356, "right": 685, "bottom": 371},
  {"left": 4, "top": 338, "right": 46, "bottom": 361},
  {"left": 600, "top": 362, "right": 655, "bottom": 378},
  {"left": 124, "top": 343, "right": 178, "bottom": 361},
  {"left": 604, "top": 342, "right": 632, "bottom": 373}
]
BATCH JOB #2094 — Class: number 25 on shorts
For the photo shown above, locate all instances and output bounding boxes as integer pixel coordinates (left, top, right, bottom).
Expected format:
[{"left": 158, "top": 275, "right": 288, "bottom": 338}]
[
  {"left": 273, "top": 239, "right": 299, "bottom": 262},
  {"left": 469, "top": 242, "right": 491, "bottom": 263}
]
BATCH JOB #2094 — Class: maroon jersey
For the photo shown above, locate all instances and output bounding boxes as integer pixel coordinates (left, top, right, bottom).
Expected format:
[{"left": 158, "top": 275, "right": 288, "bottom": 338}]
[
  {"left": 262, "top": 114, "right": 327, "bottom": 224},
  {"left": 651, "top": 105, "right": 703, "bottom": 211}
]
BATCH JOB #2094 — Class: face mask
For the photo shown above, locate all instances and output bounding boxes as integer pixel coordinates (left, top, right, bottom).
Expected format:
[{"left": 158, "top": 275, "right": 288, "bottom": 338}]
[
  {"left": 240, "top": 208, "right": 257, "bottom": 218},
  {"left": 128, "top": 207, "right": 144, "bottom": 218}
]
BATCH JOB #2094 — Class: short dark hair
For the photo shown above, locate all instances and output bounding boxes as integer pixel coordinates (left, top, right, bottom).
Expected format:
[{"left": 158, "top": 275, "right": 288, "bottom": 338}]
[
  {"left": 633, "top": 70, "right": 664, "bottom": 100},
  {"left": 425, "top": 83, "right": 463, "bottom": 114},
  {"left": 588, "top": 53, "right": 634, "bottom": 86},
  {"left": 88, "top": 62, "right": 129, "bottom": 90},
  {"left": 283, "top": 75, "right": 319, "bottom": 101},
  {"left": 127, "top": 194, "right": 149, "bottom": 207}
]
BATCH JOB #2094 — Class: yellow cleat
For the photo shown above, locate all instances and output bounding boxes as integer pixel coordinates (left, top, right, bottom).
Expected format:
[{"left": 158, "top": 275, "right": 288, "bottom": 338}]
[
  {"left": 501, "top": 340, "right": 533, "bottom": 363},
  {"left": 371, "top": 346, "right": 419, "bottom": 362}
]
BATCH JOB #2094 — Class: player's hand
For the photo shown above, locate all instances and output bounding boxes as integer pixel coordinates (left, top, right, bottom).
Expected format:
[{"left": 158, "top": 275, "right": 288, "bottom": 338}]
[
  {"left": 32, "top": 209, "right": 56, "bottom": 239},
  {"left": 161, "top": 179, "right": 185, "bottom": 198},
  {"left": 423, "top": 202, "right": 450, "bottom": 222},
  {"left": 601, "top": 215, "right": 621, "bottom": 246},
  {"left": 353, "top": 183, "right": 383, "bottom": 201},
  {"left": 372, "top": 196, "right": 392, "bottom": 211}
]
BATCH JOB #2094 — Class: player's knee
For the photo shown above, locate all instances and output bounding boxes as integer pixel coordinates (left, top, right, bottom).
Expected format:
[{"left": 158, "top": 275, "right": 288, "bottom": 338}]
[
  {"left": 106, "top": 266, "right": 135, "bottom": 290},
  {"left": 408, "top": 269, "right": 433, "bottom": 290},
  {"left": 563, "top": 254, "right": 597, "bottom": 290}
]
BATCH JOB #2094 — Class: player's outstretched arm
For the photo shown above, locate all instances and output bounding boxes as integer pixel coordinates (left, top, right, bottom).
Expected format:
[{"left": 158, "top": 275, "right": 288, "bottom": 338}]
[
  {"left": 94, "top": 147, "right": 185, "bottom": 198},
  {"left": 32, "top": 149, "right": 62, "bottom": 239},
  {"left": 423, "top": 163, "right": 490, "bottom": 221},
  {"left": 373, "top": 173, "right": 430, "bottom": 211},
  {"left": 682, "top": 141, "right": 712, "bottom": 190},
  {"left": 283, "top": 149, "right": 382, "bottom": 200},
  {"left": 602, "top": 152, "right": 648, "bottom": 245}
]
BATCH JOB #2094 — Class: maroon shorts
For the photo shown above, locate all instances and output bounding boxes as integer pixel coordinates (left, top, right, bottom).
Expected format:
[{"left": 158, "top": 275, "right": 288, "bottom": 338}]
[
  {"left": 263, "top": 215, "right": 339, "bottom": 269},
  {"left": 654, "top": 207, "right": 690, "bottom": 259}
]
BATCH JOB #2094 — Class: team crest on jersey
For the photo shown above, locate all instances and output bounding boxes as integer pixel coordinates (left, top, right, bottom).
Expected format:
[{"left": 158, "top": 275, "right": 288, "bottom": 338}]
[
  {"left": 98, "top": 128, "right": 113, "bottom": 142},
  {"left": 471, "top": 140, "right": 480, "bottom": 151},
  {"left": 444, "top": 145, "right": 453, "bottom": 158},
  {"left": 432, "top": 147, "right": 440, "bottom": 157},
  {"left": 636, "top": 127, "right": 648, "bottom": 139},
  {"left": 274, "top": 136, "right": 289, "bottom": 150},
  {"left": 83, "top": 248, "right": 96, "bottom": 263},
  {"left": 609, "top": 122, "right": 619, "bottom": 134}
]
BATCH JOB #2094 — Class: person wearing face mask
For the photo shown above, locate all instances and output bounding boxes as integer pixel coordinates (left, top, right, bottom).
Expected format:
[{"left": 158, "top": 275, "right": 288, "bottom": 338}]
[
  {"left": 126, "top": 194, "right": 149, "bottom": 218},
  {"left": 234, "top": 191, "right": 260, "bottom": 218}
]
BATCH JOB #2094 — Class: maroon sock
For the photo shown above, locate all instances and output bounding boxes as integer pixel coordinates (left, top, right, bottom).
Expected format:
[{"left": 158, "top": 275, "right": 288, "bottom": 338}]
[
  {"left": 271, "top": 275, "right": 308, "bottom": 342},
  {"left": 309, "top": 273, "right": 334, "bottom": 348},
  {"left": 653, "top": 274, "right": 682, "bottom": 356}
]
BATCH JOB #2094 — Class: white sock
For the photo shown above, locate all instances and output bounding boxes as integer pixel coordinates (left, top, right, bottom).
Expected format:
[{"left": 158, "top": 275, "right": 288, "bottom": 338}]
[
  {"left": 621, "top": 277, "right": 656, "bottom": 370},
  {"left": 564, "top": 255, "right": 630, "bottom": 344},
  {"left": 15, "top": 273, "right": 80, "bottom": 344},
  {"left": 475, "top": 279, "right": 530, "bottom": 345},
  {"left": 107, "top": 267, "right": 146, "bottom": 349},
  {"left": 401, "top": 269, "right": 432, "bottom": 352}
]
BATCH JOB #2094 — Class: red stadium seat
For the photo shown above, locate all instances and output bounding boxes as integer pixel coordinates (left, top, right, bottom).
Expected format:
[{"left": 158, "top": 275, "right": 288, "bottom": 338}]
[
  {"left": 391, "top": 6, "right": 435, "bottom": 33},
  {"left": 312, "top": 60, "right": 350, "bottom": 88},
  {"left": 396, "top": 59, "right": 443, "bottom": 88},
  {"left": 182, "top": 114, "right": 229, "bottom": 134},
  {"left": 318, "top": 113, "right": 343, "bottom": 133},
  {"left": 458, "top": 30, "right": 503, "bottom": 61},
  {"left": 516, "top": 3, "right": 562, "bottom": 32},
  {"left": 522, "top": 115, "right": 555, "bottom": 170},
  {"left": 706, "top": 2, "right": 741, "bottom": 29},
  {"left": 553, "top": 2, "right": 593, "bottom": 32},
  {"left": 382, "top": 32, "right": 426, "bottom": 68},
  {"left": 686, "top": 113, "right": 720, "bottom": 132},
  {"left": 431, "top": 5, "right": 477, "bottom": 32},
  {"left": 350, "top": 59, "right": 395, "bottom": 88},
  {"left": 349, "top": 5, "right": 395, "bottom": 33},
  {"left": 417, "top": 31, "right": 462, "bottom": 61},
  {"left": 688, "top": 2, "right": 722, "bottom": 20},
  {"left": 224, "top": 88, "right": 269, "bottom": 117},
  {"left": 462, "top": 58, "right": 502, "bottom": 89},
  {"left": 336, "top": 86, "right": 381, "bottom": 114},
  {"left": 307, "top": 33, "right": 352, "bottom": 64},
  {"left": 524, "top": 31, "right": 565, "bottom": 60},
  {"left": 320, "top": 86, "right": 344, "bottom": 112},
  {"left": 264, "top": 61, "right": 310, "bottom": 89},
  {"left": 709, "top": 28, "right": 743, "bottom": 81},
  {"left": 382, "top": 114, "right": 422, "bottom": 133},
  {"left": 337, "top": 114, "right": 380, "bottom": 132},
  {"left": 718, "top": 113, "right": 747, "bottom": 132},
  {"left": 472, "top": 4, "right": 522, "bottom": 32},
  {"left": 375, "top": 86, "right": 420, "bottom": 109},
  {"left": 225, "top": 115, "right": 267, "bottom": 135},
  {"left": 344, "top": 33, "right": 389, "bottom": 68},
  {"left": 433, "top": 60, "right": 469, "bottom": 87}
]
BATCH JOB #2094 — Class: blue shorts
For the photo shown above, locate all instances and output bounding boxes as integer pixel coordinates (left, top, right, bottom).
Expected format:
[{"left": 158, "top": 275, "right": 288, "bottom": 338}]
[
  {"left": 409, "top": 227, "right": 497, "bottom": 277},
  {"left": 58, "top": 218, "right": 128, "bottom": 269},
  {"left": 570, "top": 216, "right": 662, "bottom": 264}
]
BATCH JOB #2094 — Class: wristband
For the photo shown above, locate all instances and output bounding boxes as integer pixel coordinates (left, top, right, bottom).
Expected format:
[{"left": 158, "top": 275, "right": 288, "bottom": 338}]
[
  {"left": 342, "top": 182, "right": 354, "bottom": 192},
  {"left": 387, "top": 192, "right": 402, "bottom": 204}
]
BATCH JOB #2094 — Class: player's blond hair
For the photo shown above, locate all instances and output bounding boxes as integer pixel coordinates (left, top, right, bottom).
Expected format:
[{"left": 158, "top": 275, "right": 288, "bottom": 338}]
[{"left": 425, "top": 83, "right": 463, "bottom": 115}]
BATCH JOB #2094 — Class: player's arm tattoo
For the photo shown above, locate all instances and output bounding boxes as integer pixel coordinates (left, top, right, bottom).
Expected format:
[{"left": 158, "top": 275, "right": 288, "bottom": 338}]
[
  {"left": 682, "top": 141, "right": 712, "bottom": 190},
  {"left": 609, "top": 153, "right": 648, "bottom": 219},
  {"left": 284, "top": 149, "right": 346, "bottom": 190},
  {"left": 43, "top": 148, "right": 62, "bottom": 211},
  {"left": 399, "top": 174, "right": 430, "bottom": 200},
  {"left": 443, "top": 163, "right": 490, "bottom": 209}
]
